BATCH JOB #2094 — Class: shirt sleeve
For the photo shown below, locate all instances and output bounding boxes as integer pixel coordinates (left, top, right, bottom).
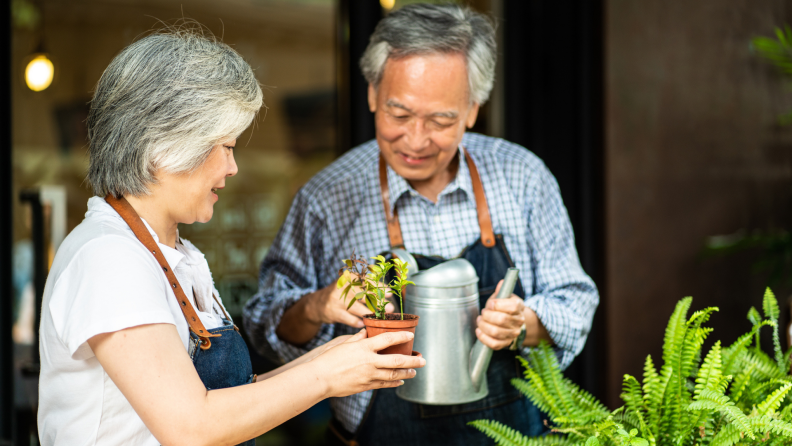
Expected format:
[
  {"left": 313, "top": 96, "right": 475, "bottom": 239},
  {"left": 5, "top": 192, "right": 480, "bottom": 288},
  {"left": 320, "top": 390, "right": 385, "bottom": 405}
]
[
  {"left": 243, "top": 189, "right": 337, "bottom": 364},
  {"left": 48, "top": 236, "right": 177, "bottom": 360},
  {"left": 519, "top": 165, "right": 600, "bottom": 370}
]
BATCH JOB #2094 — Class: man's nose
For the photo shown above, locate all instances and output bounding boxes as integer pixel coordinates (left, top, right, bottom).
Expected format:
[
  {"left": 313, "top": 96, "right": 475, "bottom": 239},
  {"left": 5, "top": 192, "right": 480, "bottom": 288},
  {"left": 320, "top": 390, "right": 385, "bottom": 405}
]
[{"left": 403, "top": 119, "right": 431, "bottom": 152}]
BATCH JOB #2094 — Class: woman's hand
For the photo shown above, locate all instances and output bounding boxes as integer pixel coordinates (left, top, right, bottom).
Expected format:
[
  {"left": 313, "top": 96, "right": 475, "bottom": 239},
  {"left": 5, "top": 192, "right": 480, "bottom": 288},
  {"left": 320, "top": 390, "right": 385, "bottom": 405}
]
[
  {"left": 256, "top": 335, "right": 353, "bottom": 382},
  {"left": 309, "top": 329, "right": 426, "bottom": 398}
]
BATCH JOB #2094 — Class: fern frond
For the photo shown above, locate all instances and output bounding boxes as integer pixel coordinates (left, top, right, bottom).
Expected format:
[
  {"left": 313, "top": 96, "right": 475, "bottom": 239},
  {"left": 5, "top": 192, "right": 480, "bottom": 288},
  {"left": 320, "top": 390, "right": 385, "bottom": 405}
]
[
  {"left": 642, "top": 355, "right": 661, "bottom": 432},
  {"left": 511, "top": 376, "right": 562, "bottom": 423},
  {"left": 757, "top": 382, "right": 792, "bottom": 416},
  {"left": 710, "top": 414, "right": 792, "bottom": 446},
  {"left": 687, "top": 389, "right": 754, "bottom": 440},
  {"left": 663, "top": 297, "right": 693, "bottom": 367},
  {"left": 695, "top": 341, "right": 723, "bottom": 398},
  {"left": 528, "top": 344, "right": 580, "bottom": 421},
  {"left": 722, "top": 320, "right": 773, "bottom": 375},
  {"left": 747, "top": 306, "right": 762, "bottom": 326},
  {"left": 621, "top": 375, "right": 654, "bottom": 442},
  {"left": 728, "top": 364, "right": 755, "bottom": 404},
  {"left": 763, "top": 287, "right": 780, "bottom": 321},
  {"left": 740, "top": 350, "right": 787, "bottom": 381},
  {"left": 467, "top": 420, "right": 577, "bottom": 446}
]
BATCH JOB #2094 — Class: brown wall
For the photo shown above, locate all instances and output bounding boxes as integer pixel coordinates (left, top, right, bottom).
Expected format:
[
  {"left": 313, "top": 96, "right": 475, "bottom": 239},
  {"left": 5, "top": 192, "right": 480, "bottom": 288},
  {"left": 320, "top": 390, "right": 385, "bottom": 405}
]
[{"left": 605, "top": 0, "right": 792, "bottom": 405}]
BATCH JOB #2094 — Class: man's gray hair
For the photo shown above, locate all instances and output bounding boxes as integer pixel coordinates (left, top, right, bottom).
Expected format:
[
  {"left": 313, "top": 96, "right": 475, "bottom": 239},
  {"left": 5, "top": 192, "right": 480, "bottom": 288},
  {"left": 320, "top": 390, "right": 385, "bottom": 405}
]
[
  {"left": 87, "top": 24, "right": 263, "bottom": 197},
  {"left": 359, "top": 3, "right": 496, "bottom": 104}
]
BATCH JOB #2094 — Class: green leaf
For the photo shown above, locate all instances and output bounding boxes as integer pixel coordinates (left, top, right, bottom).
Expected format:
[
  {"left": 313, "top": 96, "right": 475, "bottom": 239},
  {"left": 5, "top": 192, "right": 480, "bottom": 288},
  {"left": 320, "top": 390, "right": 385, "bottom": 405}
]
[
  {"left": 747, "top": 306, "right": 762, "bottom": 326},
  {"left": 585, "top": 437, "right": 600, "bottom": 446},
  {"left": 364, "top": 295, "right": 376, "bottom": 313},
  {"left": 340, "top": 284, "right": 352, "bottom": 302}
]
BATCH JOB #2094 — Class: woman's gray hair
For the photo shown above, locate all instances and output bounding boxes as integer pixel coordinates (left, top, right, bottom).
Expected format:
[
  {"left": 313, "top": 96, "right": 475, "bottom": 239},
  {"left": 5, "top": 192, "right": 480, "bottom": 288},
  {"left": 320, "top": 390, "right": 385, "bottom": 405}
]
[
  {"left": 87, "top": 23, "right": 264, "bottom": 197},
  {"left": 359, "top": 3, "right": 496, "bottom": 104}
]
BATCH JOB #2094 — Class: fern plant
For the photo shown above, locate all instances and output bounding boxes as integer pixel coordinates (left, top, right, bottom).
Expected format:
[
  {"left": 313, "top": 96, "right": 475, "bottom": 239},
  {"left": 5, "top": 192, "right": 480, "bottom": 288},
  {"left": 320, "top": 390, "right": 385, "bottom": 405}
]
[{"left": 470, "top": 288, "right": 792, "bottom": 446}]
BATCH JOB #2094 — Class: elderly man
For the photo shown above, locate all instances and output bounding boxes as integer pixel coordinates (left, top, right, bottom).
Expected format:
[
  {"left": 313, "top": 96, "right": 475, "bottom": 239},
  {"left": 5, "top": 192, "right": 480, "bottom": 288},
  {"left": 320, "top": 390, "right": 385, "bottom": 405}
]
[{"left": 244, "top": 4, "right": 598, "bottom": 445}]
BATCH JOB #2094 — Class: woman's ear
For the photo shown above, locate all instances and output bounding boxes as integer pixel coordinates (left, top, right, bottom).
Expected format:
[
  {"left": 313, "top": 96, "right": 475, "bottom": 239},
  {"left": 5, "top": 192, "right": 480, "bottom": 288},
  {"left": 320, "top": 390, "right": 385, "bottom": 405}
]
[
  {"left": 367, "top": 84, "right": 378, "bottom": 113},
  {"left": 465, "top": 102, "right": 480, "bottom": 129}
]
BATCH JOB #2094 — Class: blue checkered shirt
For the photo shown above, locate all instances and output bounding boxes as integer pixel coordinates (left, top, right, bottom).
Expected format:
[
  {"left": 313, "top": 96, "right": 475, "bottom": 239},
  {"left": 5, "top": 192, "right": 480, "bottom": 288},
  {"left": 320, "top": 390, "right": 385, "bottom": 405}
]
[{"left": 243, "top": 133, "right": 599, "bottom": 433}]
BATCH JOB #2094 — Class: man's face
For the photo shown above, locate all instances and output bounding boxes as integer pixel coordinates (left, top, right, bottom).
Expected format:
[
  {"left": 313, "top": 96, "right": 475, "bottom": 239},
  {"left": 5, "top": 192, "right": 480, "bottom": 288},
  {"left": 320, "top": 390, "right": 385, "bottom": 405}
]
[{"left": 369, "top": 52, "right": 479, "bottom": 185}]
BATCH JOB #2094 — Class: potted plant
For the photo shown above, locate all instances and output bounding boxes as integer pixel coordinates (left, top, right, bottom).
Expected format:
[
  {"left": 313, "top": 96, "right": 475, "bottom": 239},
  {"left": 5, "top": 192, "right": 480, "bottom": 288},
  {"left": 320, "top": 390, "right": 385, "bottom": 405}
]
[
  {"left": 469, "top": 288, "right": 792, "bottom": 446},
  {"left": 336, "top": 252, "right": 419, "bottom": 355}
]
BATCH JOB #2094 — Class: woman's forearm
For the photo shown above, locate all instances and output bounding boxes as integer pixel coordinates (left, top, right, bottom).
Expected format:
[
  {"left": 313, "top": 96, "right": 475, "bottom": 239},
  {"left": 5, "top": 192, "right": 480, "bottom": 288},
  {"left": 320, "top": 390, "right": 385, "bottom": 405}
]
[
  {"left": 89, "top": 323, "right": 421, "bottom": 446},
  {"left": 195, "top": 361, "right": 328, "bottom": 445}
]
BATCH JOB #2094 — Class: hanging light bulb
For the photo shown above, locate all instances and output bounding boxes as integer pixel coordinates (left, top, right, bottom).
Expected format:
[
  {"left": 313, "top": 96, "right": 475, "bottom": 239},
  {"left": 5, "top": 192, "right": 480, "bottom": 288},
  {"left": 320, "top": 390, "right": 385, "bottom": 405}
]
[
  {"left": 380, "top": 0, "right": 395, "bottom": 11},
  {"left": 25, "top": 54, "right": 54, "bottom": 92}
]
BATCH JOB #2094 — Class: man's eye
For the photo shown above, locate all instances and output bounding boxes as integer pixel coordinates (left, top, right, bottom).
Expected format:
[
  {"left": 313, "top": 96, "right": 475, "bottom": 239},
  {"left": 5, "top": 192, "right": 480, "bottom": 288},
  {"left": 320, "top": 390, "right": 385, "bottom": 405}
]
[{"left": 433, "top": 121, "right": 453, "bottom": 128}]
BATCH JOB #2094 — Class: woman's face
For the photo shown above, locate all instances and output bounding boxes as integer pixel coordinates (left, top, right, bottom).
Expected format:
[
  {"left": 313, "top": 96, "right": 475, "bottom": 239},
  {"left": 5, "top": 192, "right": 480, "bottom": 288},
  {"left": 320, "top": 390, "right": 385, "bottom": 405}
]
[{"left": 156, "top": 140, "right": 238, "bottom": 225}]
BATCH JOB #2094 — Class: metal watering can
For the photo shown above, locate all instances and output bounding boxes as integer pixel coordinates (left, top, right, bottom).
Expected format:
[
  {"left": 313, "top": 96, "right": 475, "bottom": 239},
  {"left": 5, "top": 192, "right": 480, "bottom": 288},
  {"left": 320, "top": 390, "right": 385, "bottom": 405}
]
[{"left": 392, "top": 249, "right": 520, "bottom": 405}]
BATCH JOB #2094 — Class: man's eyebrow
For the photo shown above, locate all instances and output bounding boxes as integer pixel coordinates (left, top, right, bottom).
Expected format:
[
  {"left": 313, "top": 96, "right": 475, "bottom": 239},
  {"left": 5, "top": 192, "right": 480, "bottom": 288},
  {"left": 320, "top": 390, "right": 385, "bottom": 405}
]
[{"left": 385, "top": 99, "right": 458, "bottom": 119}]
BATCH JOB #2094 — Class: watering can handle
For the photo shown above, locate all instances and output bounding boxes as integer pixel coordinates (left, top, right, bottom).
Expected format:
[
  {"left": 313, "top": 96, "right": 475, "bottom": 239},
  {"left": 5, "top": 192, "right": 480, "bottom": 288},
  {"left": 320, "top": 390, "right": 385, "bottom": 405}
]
[{"left": 469, "top": 267, "right": 520, "bottom": 392}]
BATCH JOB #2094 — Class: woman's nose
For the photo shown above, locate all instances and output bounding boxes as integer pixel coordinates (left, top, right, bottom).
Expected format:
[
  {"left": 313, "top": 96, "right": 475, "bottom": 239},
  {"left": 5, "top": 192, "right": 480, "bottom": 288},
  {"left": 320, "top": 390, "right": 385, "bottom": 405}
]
[{"left": 227, "top": 152, "right": 238, "bottom": 177}]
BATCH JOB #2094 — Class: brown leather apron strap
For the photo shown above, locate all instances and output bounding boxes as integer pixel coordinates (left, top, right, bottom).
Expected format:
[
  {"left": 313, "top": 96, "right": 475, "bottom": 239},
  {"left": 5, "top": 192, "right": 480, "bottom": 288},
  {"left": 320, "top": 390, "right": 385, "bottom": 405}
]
[
  {"left": 379, "top": 156, "right": 405, "bottom": 249},
  {"left": 463, "top": 147, "right": 496, "bottom": 248},
  {"left": 378, "top": 147, "right": 496, "bottom": 249},
  {"left": 105, "top": 195, "right": 220, "bottom": 349}
]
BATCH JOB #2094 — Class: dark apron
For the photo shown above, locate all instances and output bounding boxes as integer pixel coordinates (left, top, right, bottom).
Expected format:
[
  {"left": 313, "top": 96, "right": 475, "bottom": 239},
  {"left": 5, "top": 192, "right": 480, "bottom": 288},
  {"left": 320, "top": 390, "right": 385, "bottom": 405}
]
[
  {"left": 326, "top": 150, "right": 545, "bottom": 446},
  {"left": 106, "top": 196, "right": 255, "bottom": 446}
]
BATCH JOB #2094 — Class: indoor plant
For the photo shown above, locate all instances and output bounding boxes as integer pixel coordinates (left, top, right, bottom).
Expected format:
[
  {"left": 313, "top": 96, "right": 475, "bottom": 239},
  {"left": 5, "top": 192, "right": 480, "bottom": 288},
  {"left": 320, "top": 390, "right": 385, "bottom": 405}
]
[
  {"left": 337, "top": 252, "right": 419, "bottom": 355},
  {"left": 469, "top": 288, "right": 792, "bottom": 446}
]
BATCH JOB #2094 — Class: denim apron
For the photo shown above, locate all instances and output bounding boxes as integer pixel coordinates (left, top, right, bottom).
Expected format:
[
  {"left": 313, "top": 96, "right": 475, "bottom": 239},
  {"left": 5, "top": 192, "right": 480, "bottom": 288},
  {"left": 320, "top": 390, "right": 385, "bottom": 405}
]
[
  {"left": 326, "top": 150, "right": 545, "bottom": 446},
  {"left": 106, "top": 196, "right": 256, "bottom": 446}
]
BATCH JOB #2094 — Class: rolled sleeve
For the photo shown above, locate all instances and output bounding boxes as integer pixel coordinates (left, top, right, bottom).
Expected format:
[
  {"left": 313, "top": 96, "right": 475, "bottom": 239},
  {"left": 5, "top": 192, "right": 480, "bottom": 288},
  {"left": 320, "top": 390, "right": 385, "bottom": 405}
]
[{"left": 520, "top": 166, "right": 599, "bottom": 370}]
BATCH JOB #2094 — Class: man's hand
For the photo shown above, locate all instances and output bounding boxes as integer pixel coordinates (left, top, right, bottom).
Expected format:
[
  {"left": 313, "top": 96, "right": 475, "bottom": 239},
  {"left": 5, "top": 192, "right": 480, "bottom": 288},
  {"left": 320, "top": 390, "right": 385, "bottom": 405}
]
[
  {"left": 475, "top": 280, "right": 553, "bottom": 350},
  {"left": 304, "top": 282, "right": 394, "bottom": 329},
  {"left": 276, "top": 282, "right": 394, "bottom": 346}
]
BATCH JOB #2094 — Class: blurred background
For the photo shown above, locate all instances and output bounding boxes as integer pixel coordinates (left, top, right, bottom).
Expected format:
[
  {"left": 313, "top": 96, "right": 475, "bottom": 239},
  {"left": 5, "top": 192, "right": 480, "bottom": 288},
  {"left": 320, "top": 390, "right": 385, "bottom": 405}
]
[{"left": 2, "top": 0, "right": 792, "bottom": 444}]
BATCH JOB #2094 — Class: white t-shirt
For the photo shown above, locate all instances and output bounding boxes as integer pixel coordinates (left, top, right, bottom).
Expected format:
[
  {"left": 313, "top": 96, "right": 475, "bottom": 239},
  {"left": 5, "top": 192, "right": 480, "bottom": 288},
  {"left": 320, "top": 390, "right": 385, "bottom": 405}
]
[{"left": 38, "top": 197, "right": 231, "bottom": 446}]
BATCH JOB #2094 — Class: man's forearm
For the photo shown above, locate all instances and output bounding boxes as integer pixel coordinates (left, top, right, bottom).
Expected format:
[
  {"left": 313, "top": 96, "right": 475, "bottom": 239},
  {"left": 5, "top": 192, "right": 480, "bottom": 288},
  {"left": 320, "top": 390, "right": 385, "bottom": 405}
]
[
  {"left": 522, "top": 306, "right": 553, "bottom": 347},
  {"left": 276, "top": 291, "right": 323, "bottom": 346}
]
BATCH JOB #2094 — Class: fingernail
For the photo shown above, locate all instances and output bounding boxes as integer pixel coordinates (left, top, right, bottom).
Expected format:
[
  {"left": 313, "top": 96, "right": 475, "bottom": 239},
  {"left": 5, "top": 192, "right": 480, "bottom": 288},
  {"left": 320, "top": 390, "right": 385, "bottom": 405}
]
[
  {"left": 409, "top": 369, "right": 415, "bottom": 375},
  {"left": 399, "top": 380, "right": 405, "bottom": 386},
  {"left": 419, "top": 358, "right": 426, "bottom": 366},
  {"left": 407, "top": 332, "right": 414, "bottom": 339}
]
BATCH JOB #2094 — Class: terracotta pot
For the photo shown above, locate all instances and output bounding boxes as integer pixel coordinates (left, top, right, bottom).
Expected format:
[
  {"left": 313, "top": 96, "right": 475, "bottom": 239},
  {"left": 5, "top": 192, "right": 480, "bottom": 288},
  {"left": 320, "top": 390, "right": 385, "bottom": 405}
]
[{"left": 362, "top": 314, "right": 420, "bottom": 355}]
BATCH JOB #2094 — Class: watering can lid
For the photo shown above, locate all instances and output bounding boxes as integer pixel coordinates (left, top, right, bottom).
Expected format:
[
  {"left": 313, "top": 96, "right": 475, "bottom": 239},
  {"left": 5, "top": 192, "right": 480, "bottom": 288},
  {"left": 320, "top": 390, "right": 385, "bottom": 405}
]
[{"left": 410, "top": 258, "right": 479, "bottom": 288}]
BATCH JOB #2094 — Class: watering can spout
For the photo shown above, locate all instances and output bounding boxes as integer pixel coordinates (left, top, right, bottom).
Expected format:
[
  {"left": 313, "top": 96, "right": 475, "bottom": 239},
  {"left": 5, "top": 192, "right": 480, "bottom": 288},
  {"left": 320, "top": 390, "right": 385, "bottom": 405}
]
[{"left": 468, "top": 268, "right": 520, "bottom": 392}]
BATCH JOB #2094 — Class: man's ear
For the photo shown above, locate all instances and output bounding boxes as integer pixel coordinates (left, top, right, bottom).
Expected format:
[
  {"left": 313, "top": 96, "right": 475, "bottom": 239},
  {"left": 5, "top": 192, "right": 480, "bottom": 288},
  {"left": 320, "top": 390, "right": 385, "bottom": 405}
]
[
  {"left": 465, "top": 102, "right": 480, "bottom": 129},
  {"left": 367, "top": 84, "right": 378, "bottom": 113}
]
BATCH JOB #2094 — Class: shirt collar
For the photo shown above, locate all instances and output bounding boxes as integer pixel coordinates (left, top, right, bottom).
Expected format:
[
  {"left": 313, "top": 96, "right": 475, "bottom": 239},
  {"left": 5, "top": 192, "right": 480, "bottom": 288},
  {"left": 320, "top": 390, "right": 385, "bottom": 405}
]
[{"left": 381, "top": 145, "right": 474, "bottom": 214}]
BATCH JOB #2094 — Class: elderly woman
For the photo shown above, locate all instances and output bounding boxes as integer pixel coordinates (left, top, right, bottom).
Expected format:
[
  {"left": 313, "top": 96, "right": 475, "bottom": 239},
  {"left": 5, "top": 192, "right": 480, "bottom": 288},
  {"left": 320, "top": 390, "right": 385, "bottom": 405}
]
[{"left": 37, "top": 28, "right": 424, "bottom": 446}]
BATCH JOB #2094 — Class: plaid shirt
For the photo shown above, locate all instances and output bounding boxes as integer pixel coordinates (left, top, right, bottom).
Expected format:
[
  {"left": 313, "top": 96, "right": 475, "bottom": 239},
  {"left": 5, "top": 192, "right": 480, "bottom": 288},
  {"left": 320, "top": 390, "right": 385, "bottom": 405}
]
[{"left": 243, "top": 133, "right": 599, "bottom": 432}]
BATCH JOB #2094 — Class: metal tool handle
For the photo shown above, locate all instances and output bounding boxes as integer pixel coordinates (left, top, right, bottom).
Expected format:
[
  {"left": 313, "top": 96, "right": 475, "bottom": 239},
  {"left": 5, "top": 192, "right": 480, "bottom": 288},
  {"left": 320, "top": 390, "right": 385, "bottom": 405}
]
[{"left": 469, "top": 268, "right": 520, "bottom": 391}]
